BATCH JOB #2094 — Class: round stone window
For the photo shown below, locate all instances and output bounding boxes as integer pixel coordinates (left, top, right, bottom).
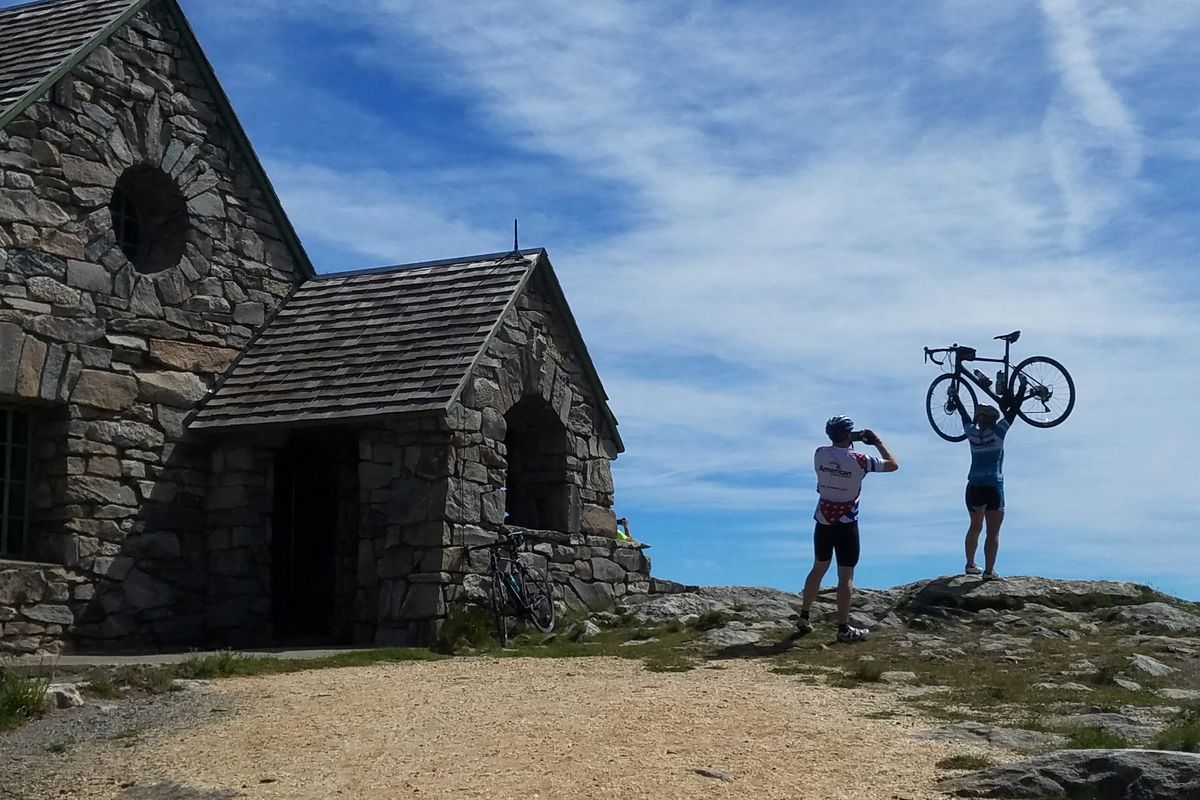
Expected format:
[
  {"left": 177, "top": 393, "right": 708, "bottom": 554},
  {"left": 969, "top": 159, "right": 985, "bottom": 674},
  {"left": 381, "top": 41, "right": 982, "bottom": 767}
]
[{"left": 110, "top": 166, "right": 188, "bottom": 273}]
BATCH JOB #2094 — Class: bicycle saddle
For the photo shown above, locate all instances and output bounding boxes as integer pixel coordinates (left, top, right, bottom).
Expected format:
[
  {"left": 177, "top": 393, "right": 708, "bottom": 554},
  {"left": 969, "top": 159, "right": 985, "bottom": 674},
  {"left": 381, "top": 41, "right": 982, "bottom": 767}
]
[{"left": 994, "top": 330, "right": 1021, "bottom": 343}]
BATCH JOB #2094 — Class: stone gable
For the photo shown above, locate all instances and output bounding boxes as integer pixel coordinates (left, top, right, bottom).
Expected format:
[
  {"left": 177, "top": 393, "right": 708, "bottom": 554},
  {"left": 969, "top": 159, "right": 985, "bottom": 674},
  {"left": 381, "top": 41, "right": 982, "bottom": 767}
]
[{"left": 0, "top": 1, "right": 306, "bottom": 653}]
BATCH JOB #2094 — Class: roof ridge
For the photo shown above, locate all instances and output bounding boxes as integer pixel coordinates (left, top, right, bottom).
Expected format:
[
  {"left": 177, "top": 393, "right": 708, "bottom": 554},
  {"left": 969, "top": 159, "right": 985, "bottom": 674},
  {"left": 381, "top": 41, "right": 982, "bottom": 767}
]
[{"left": 313, "top": 249, "right": 546, "bottom": 280}]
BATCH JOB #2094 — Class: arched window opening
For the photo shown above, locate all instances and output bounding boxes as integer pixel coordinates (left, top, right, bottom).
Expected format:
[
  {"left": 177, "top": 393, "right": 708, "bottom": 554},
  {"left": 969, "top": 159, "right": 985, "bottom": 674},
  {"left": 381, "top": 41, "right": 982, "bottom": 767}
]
[{"left": 503, "top": 397, "right": 570, "bottom": 531}]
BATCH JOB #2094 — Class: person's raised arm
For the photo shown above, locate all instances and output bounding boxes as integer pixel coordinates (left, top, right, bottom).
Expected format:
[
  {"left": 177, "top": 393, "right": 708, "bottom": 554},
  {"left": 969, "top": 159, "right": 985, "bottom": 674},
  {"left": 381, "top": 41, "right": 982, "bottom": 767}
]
[
  {"left": 860, "top": 430, "right": 899, "bottom": 472},
  {"left": 950, "top": 394, "right": 972, "bottom": 429},
  {"left": 1000, "top": 374, "right": 1027, "bottom": 424}
]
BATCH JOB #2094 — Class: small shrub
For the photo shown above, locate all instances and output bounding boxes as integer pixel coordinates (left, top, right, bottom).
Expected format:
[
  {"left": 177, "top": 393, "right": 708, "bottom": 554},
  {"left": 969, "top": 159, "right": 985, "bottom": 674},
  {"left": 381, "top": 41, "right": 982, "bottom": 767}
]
[
  {"left": 665, "top": 620, "right": 684, "bottom": 634},
  {"left": 850, "top": 659, "right": 884, "bottom": 683},
  {"left": 435, "top": 606, "right": 494, "bottom": 653},
  {"left": 0, "top": 668, "right": 49, "bottom": 730},
  {"left": 937, "top": 754, "right": 993, "bottom": 771},
  {"left": 178, "top": 651, "right": 278, "bottom": 679},
  {"left": 115, "top": 666, "right": 179, "bottom": 694},
  {"left": 628, "top": 627, "right": 659, "bottom": 641},
  {"left": 1093, "top": 663, "right": 1120, "bottom": 686},
  {"left": 46, "top": 741, "right": 68, "bottom": 754},
  {"left": 688, "top": 611, "right": 731, "bottom": 631},
  {"left": 1066, "top": 726, "right": 1130, "bottom": 750},
  {"left": 82, "top": 676, "right": 124, "bottom": 699},
  {"left": 643, "top": 652, "right": 697, "bottom": 673},
  {"left": 1154, "top": 704, "right": 1200, "bottom": 753}
]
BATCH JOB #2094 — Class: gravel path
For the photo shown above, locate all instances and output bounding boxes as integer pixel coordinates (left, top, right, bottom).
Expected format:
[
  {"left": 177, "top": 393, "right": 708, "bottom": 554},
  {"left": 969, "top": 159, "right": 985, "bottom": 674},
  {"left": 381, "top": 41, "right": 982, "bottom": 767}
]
[{"left": 1, "top": 657, "right": 988, "bottom": 799}]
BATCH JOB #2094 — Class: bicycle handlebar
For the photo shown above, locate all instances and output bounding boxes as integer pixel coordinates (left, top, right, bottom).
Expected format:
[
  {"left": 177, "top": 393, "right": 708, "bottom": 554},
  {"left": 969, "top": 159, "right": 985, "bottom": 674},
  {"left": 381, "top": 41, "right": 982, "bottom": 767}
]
[
  {"left": 464, "top": 530, "right": 527, "bottom": 553},
  {"left": 924, "top": 345, "right": 956, "bottom": 366}
]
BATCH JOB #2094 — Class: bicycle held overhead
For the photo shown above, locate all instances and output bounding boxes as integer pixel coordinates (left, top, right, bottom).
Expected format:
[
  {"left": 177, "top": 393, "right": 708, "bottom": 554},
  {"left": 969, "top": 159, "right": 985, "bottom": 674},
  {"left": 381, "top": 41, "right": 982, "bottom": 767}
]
[{"left": 923, "top": 330, "right": 1075, "bottom": 442}]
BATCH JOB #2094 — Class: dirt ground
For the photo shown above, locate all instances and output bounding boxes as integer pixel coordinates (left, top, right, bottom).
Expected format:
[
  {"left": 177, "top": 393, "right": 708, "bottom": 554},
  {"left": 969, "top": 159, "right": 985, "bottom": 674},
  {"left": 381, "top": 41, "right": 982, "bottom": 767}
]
[{"left": 3, "top": 657, "right": 996, "bottom": 800}]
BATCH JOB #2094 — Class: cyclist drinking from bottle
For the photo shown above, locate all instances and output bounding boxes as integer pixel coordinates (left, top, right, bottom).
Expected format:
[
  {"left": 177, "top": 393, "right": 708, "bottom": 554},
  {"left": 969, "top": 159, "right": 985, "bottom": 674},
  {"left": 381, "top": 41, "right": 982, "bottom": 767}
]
[{"left": 796, "top": 416, "right": 899, "bottom": 643}]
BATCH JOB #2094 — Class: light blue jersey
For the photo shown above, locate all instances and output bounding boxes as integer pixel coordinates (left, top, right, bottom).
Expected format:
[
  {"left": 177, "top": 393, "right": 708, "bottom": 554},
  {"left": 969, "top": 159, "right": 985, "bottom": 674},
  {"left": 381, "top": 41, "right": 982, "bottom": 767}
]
[{"left": 965, "top": 418, "right": 1010, "bottom": 486}]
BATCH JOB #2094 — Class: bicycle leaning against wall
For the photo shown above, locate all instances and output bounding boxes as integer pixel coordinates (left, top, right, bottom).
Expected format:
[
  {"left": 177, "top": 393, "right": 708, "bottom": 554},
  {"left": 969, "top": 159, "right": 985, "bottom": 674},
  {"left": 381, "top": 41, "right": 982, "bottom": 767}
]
[
  {"left": 923, "top": 330, "right": 1076, "bottom": 442},
  {"left": 466, "top": 530, "right": 555, "bottom": 645}
]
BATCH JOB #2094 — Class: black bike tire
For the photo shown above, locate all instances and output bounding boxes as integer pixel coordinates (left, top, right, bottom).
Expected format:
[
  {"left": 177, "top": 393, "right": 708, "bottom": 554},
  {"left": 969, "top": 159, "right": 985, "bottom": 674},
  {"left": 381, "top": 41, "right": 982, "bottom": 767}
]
[
  {"left": 518, "top": 564, "right": 556, "bottom": 633},
  {"left": 1010, "top": 356, "right": 1075, "bottom": 428},
  {"left": 925, "top": 373, "right": 978, "bottom": 443},
  {"left": 491, "top": 565, "right": 509, "bottom": 646}
]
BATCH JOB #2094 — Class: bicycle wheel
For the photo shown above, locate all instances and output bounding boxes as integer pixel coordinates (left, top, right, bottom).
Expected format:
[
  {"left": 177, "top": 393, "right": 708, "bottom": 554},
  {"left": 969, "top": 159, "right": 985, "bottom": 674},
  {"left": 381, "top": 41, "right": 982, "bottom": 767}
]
[
  {"left": 518, "top": 564, "right": 556, "bottom": 633},
  {"left": 491, "top": 566, "right": 509, "bottom": 646},
  {"left": 925, "top": 373, "right": 977, "bottom": 443},
  {"left": 1010, "top": 356, "right": 1075, "bottom": 428}
]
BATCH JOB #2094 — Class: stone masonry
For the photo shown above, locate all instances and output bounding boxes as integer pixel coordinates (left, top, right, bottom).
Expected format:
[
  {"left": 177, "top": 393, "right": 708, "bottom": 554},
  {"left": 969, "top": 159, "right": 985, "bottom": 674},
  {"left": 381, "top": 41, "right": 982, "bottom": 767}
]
[
  {"left": 1, "top": 1, "right": 646, "bottom": 655},
  {"left": 0, "top": 3, "right": 304, "bottom": 654}
]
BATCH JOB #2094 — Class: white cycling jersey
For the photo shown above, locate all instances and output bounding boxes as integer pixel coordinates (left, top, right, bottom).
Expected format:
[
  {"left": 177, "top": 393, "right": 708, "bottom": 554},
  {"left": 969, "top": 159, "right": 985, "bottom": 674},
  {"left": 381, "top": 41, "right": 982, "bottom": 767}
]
[{"left": 813, "top": 445, "right": 881, "bottom": 524}]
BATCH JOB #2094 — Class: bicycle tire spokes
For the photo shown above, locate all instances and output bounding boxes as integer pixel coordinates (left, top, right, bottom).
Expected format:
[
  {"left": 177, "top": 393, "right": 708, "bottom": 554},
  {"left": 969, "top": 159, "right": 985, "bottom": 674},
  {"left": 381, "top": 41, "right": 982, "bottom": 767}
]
[
  {"left": 925, "top": 373, "right": 977, "bottom": 443},
  {"left": 1010, "top": 355, "right": 1075, "bottom": 428}
]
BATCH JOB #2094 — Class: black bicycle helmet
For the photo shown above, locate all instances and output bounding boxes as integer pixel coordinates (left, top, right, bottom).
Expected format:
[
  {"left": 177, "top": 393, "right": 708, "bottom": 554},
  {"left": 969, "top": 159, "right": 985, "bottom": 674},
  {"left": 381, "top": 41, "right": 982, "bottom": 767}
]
[{"left": 825, "top": 415, "right": 854, "bottom": 441}]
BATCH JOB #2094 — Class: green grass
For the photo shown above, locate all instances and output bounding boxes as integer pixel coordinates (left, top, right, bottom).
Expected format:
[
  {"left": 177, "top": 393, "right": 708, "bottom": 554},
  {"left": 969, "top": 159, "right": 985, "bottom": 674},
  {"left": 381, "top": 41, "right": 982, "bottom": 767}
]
[
  {"left": 688, "top": 611, "right": 732, "bottom": 631},
  {"left": 936, "top": 754, "right": 993, "bottom": 771},
  {"left": 176, "top": 647, "right": 446, "bottom": 680},
  {"left": 81, "top": 676, "right": 124, "bottom": 699},
  {"left": 1154, "top": 704, "right": 1200, "bottom": 753},
  {"left": 851, "top": 659, "right": 884, "bottom": 683},
  {"left": 0, "top": 667, "right": 48, "bottom": 730},
  {"left": 434, "top": 606, "right": 495, "bottom": 654},
  {"left": 1065, "top": 726, "right": 1131, "bottom": 749}
]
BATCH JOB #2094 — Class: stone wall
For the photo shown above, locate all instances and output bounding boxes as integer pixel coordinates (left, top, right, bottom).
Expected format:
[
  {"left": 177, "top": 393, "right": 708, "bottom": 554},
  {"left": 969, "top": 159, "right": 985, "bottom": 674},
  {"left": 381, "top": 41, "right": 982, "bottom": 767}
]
[
  {"left": 203, "top": 445, "right": 274, "bottom": 648},
  {"left": 0, "top": 4, "right": 303, "bottom": 654},
  {"left": 437, "top": 269, "right": 639, "bottom": 627},
  {"left": 453, "top": 525, "right": 652, "bottom": 614}
]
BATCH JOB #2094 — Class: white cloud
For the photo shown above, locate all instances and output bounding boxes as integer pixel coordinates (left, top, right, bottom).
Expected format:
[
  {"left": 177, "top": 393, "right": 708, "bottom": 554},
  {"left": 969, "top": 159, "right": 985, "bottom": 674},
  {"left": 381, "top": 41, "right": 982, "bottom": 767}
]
[{"left": 193, "top": 0, "right": 1200, "bottom": 593}]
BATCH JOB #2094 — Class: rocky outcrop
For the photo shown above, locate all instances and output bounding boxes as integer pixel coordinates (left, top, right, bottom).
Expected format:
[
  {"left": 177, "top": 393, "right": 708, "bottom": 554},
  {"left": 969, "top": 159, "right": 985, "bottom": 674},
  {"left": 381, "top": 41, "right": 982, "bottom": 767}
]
[{"left": 940, "top": 749, "right": 1200, "bottom": 799}]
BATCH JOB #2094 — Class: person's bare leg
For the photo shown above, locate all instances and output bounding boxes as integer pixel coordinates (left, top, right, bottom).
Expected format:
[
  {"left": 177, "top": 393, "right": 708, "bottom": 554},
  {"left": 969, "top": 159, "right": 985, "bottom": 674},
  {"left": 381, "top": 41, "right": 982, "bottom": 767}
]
[
  {"left": 801, "top": 560, "right": 831, "bottom": 612},
  {"left": 836, "top": 565, "right": 855, "bottom": 624},
  {"left": 983, "top": 510, "right": 1004, "bottom": 573},
  {"left": 965, "top": 509, "right": 985, "bottom": 567}
]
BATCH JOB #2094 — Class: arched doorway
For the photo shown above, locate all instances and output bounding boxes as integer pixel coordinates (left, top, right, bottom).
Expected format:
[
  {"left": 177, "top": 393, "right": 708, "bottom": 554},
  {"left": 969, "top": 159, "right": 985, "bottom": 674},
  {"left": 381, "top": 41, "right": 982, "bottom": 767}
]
[{"left": 503, "top": 397, "right": 570, "bottom": 530}]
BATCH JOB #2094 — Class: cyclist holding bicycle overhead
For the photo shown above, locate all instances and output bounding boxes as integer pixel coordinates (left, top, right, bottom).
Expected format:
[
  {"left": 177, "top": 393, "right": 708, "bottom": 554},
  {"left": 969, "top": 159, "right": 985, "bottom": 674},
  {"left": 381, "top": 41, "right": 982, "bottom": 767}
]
[
  {"left": 796, "top": 416, "right": 899, "bottom": 643},
  {"left": 951, "top": 378, "right": 1025, "bottom": 580}
]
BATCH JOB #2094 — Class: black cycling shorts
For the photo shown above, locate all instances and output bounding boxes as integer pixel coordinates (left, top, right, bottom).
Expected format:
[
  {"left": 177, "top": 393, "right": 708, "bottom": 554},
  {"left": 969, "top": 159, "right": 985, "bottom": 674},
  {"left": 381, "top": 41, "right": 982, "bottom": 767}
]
[
  {"left": 813, "top": 521, "right": 860, "bottom": 568},
  {"left": 965, "top": 483, "right": 1005, "bottom": 512}
]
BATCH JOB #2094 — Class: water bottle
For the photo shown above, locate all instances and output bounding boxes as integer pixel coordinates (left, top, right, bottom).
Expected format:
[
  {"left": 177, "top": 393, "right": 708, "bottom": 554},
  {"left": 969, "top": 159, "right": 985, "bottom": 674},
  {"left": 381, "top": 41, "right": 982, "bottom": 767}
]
[
  {"left": 972, "top": 369, "right": 992, "bottom": 389},
  {"left": 996, "top": 370, "right": 1006, "bottom": 391}
]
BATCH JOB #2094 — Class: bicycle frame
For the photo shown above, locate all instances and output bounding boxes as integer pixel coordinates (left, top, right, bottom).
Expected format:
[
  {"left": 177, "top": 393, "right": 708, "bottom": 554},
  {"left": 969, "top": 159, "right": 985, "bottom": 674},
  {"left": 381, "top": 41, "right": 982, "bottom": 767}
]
[
  {"left": 492, "top": 547, "right": 531, "bottom": 613},
  {"left": 923, "top": 338, "right": 1018, "bottom": 405},
  {"left": 470, "top": 534, "right": 534, "bottom": 615}
]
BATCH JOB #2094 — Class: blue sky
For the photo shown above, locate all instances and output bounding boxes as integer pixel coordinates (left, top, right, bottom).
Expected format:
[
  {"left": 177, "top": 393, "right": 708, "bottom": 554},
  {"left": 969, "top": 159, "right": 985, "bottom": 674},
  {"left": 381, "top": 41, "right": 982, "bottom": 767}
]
[
  {"left": 23, "top": 0, "right": 1200, "bottom": 597},
  {"left": 184, "top": 0, "right": 1199, "bottom": 600}
]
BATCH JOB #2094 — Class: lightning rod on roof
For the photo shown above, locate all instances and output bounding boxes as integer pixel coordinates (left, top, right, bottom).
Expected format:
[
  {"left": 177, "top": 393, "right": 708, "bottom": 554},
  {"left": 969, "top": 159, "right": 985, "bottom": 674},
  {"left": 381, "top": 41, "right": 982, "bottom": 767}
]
[{"left": 514, "top": 218, "right": 519, "bottom": 252}]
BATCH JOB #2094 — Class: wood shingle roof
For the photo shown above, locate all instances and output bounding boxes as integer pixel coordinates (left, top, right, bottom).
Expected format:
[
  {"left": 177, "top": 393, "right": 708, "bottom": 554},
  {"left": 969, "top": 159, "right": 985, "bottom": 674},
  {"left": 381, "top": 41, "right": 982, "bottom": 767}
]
[
  {"left": 0, "top": 0, "right": 316, "bottom": 277},
  {"left": 0, "top": 0, "right": 138, "bottom": 119},
  {"left": 189, "top": 253, "right": 539, "bottom": 431}
]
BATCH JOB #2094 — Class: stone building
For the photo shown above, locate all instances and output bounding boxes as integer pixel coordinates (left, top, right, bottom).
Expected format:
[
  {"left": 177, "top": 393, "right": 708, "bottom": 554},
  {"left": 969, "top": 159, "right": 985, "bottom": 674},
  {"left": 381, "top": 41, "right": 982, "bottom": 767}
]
[{"left": 0, "top": 0, "right": 652, "bottom": 655}]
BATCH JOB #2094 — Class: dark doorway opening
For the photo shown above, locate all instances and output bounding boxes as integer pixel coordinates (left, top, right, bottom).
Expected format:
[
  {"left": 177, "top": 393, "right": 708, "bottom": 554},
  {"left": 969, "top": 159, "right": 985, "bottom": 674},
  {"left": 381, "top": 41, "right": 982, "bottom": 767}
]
[
  {"left": 504, "top": 397, "right": 570, "bottom": 530},
  {"left": 271, "top": 429, "right": 357, "bottom": 643}
]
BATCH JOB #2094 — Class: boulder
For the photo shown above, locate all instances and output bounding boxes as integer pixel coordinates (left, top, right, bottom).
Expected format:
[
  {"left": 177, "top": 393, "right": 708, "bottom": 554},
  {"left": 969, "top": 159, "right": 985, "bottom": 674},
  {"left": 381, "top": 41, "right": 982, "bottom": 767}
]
[
  {"left": 1045, "top": 712, "right": 1160, "bottom": 745},
  {"left": 904, "top": 575, "right": 1156, "bottom": 615},
  {"left": 44, "top": 683, "right": 84, "bottom": 710},
  {"left": 1129, "top": 653, "right": 1177, "bottom": 677},
  {"left": 1111, "top": 603, "right": 1200, "bottom": 634},
  {"left": 939, "top": 749, "right": 1200, "bottom": 799},
  {"left": 919, "top": 722, "right": 1067, "bottom": 753}
]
